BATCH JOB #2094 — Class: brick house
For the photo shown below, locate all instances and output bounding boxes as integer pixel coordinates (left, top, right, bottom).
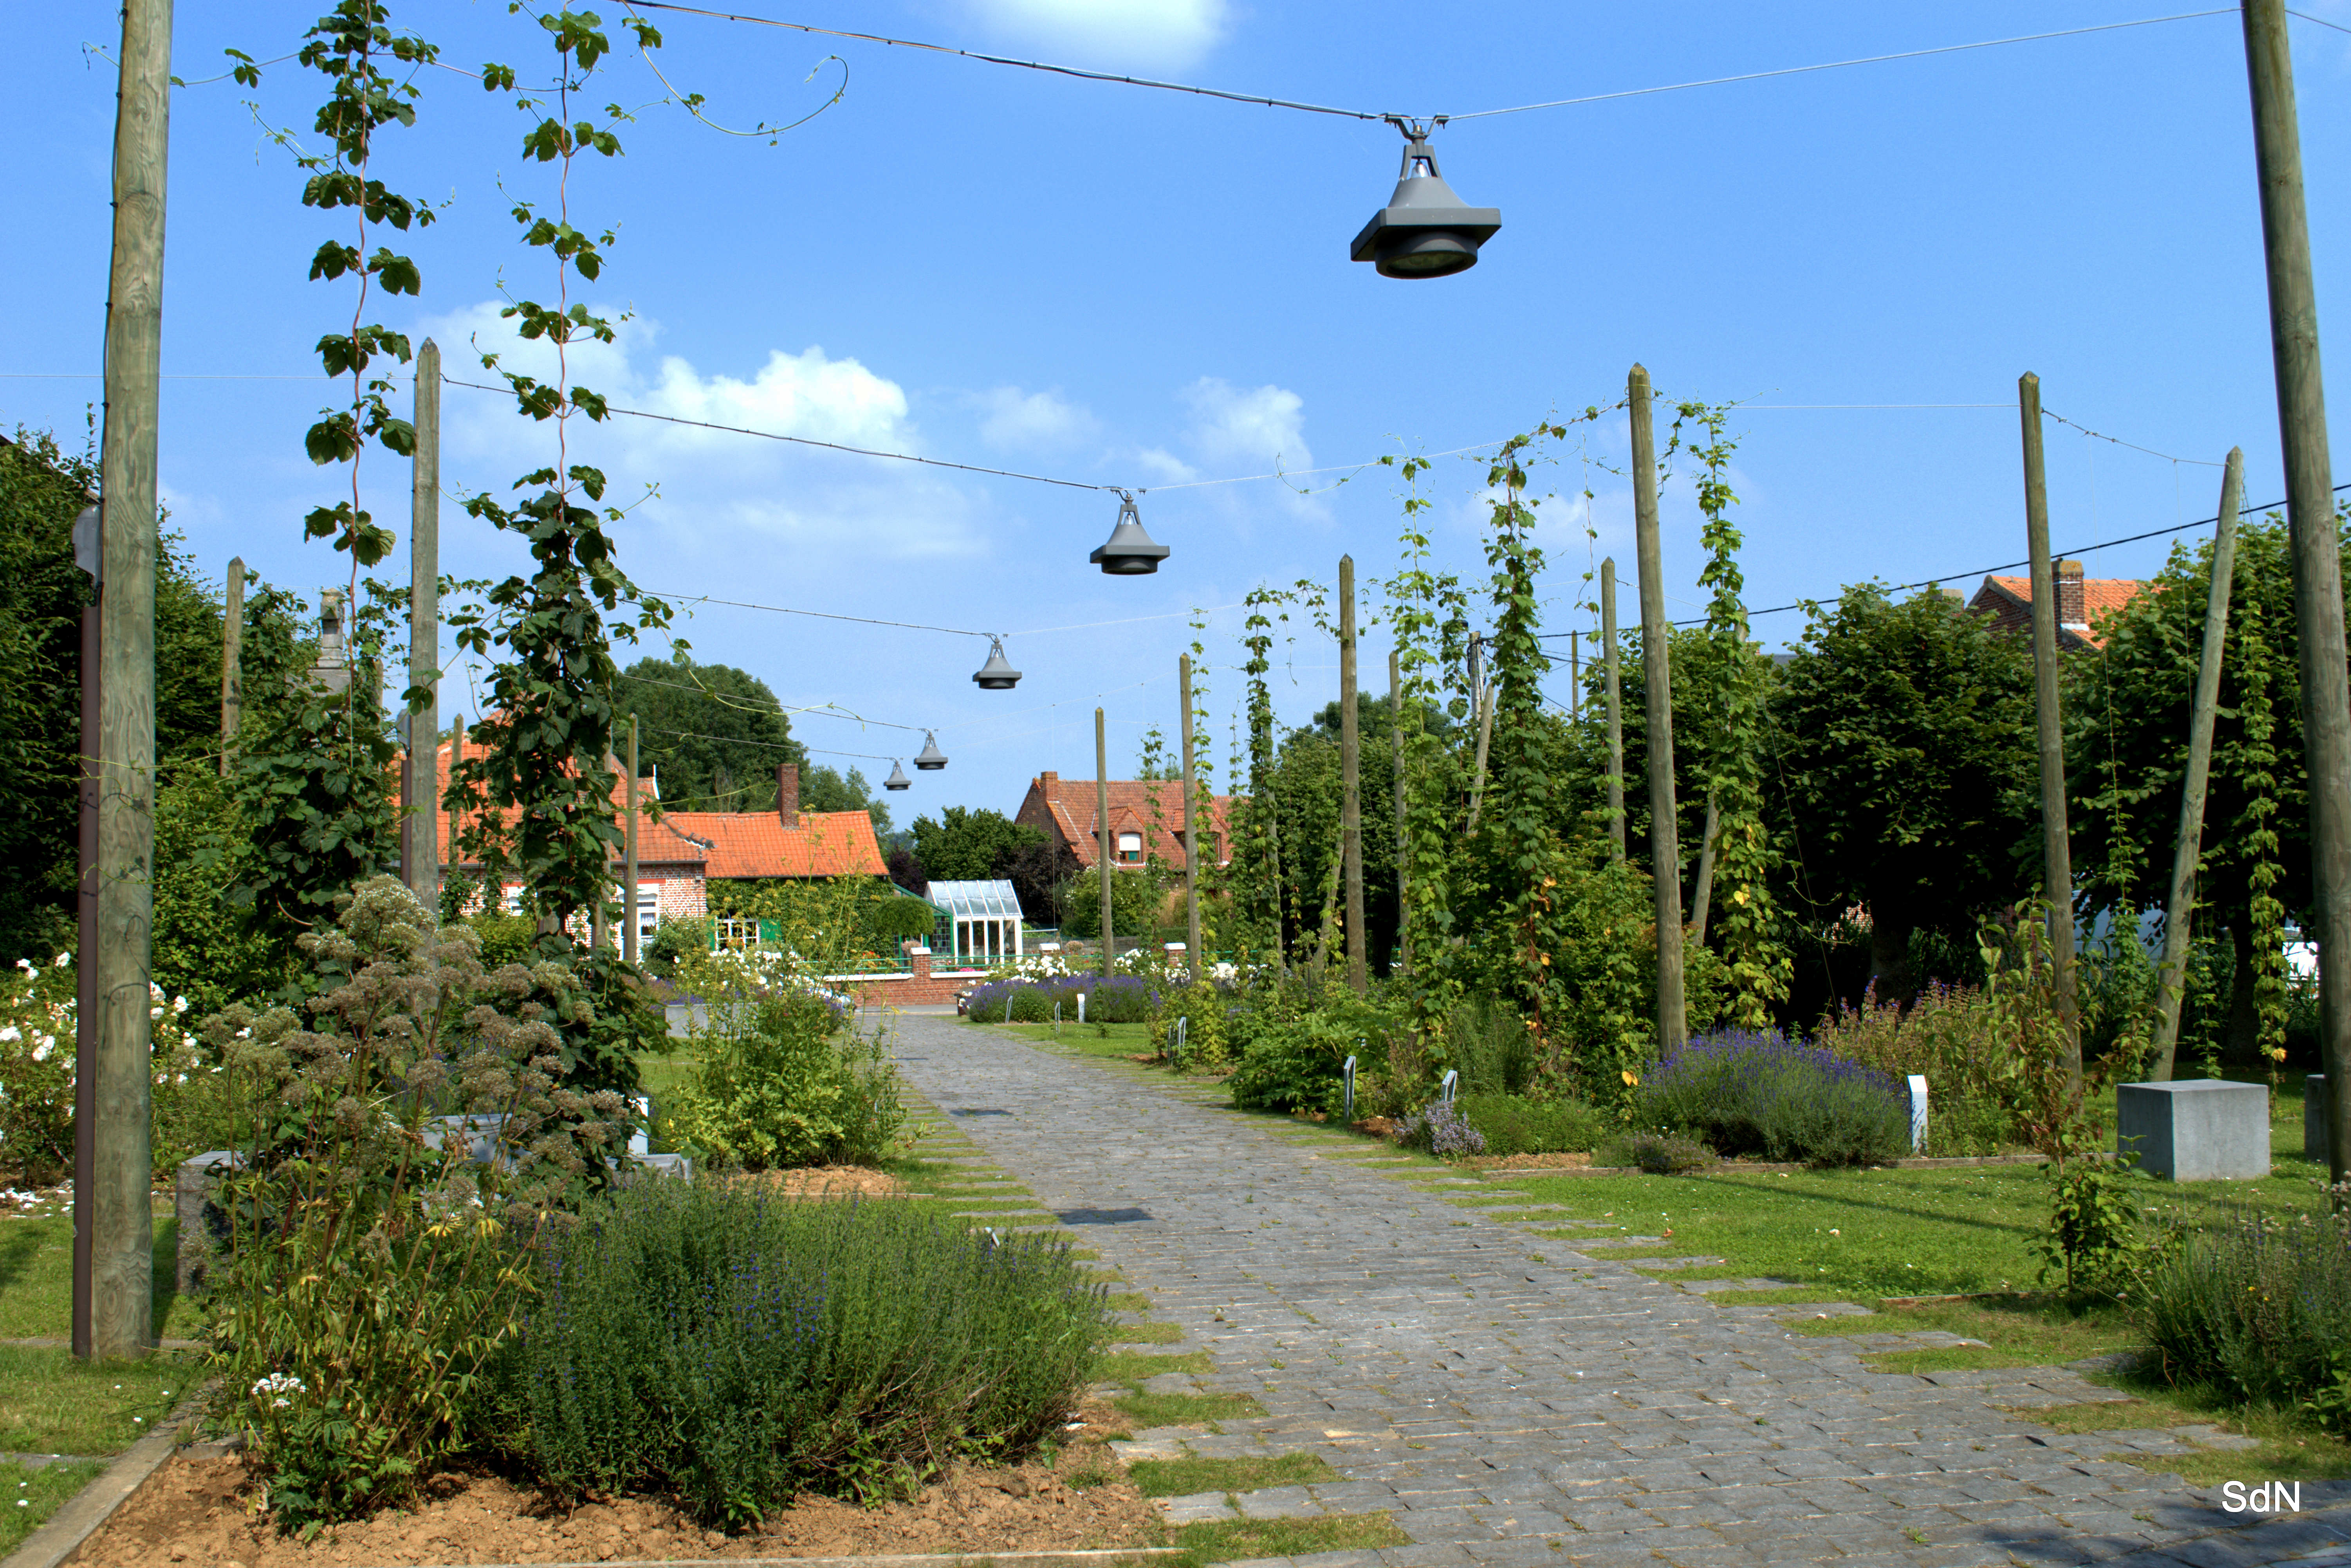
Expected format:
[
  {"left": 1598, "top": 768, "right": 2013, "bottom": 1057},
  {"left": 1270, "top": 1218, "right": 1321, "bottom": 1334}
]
[
  {"left": 425, "top": 745, "right": 885, "bottom": 944},
  {"left": 1013, "top": 772, "right": 1235, "bottom": 880},
  {"left": 1967, "top": 559, "right": 2145, "bottom": 651}
]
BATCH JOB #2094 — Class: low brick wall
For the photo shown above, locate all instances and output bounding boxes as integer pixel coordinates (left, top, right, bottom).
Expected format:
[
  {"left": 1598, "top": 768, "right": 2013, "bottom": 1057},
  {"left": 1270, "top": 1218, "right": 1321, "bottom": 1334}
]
[{"left": 831, "top": 944, "right": 989, "bottom": 1008}]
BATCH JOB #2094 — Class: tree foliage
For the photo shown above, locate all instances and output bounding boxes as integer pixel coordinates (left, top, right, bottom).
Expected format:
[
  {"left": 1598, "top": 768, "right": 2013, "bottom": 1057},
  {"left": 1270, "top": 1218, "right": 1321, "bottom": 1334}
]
[{"left": 616, "top": 654, "right": 798, "bottom": 810}]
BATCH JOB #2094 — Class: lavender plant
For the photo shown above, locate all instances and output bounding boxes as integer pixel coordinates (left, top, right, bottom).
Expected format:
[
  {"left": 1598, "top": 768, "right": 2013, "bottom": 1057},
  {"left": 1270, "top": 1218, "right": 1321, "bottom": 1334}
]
[
  {"left": 1636, "top": 1028, "right": 1907, "bottom": 1166},
  {"left": 1397, "top": 1100, "right": 1487, "bottom": 1159}
]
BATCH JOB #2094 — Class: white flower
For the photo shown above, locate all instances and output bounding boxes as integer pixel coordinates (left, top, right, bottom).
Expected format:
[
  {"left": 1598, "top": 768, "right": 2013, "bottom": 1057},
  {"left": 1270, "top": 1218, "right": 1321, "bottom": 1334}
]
[
  {"left": 0, "top": 1027, "right": 18, "bottom": 1044},
  {"left": 250, "top": 1372, "right": 307, "bottom": 1401},
  {"left": 52, "top": 954, "right": 69, "bottom": 968},
  {"left": 31, "top": 1044, "right": 51, "bottom": 1065},
  {"left": 15, "top": 959, "right": 32, "bottom": 973},
  {"left": 171, "top": 997, "right": 187, "bottom": 1015},
  {"left": 148, "top": 1007, "right": 163, "bottom": 1021}
]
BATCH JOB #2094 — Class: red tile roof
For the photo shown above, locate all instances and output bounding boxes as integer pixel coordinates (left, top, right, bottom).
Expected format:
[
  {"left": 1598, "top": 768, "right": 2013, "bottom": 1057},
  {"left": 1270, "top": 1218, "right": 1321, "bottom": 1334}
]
[
  {"left": 1015, "top": 774, "right": 1235, "bottom": 872},
  {"left": 1967, "top": 573, "right": 2146, "bottom": 650}
]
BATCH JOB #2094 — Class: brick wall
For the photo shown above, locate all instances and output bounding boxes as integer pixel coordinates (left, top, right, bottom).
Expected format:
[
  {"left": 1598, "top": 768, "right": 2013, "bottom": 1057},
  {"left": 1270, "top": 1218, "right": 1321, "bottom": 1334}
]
[{"left": 833, "top": 943, "right": 989, "bottom": 1007}]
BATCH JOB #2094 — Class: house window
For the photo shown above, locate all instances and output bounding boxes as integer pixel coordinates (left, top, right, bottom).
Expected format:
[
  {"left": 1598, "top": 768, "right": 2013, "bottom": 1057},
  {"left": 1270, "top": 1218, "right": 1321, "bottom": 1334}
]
[
  {"left": 715, "top": 916, "right": 759, "bottom": 949},
  {"left": 1118, "top": 831, "right": 1144, "bottom": 865},
  {"left": 635, "top": 884, "right": 659, "bottom": 940}
]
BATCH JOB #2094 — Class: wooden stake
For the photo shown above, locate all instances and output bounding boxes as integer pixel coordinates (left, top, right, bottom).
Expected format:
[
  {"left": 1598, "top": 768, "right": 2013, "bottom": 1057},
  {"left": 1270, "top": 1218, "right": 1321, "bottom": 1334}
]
[
  {"left": 1097, "top": 709, "right": 1113, "bottom": 979},
  {"left": 1340, "top": 556, "right": 1366, "bottom": 994},
  {"left": 1689, "top": 793, "right": 1722, "bottom": 946},
  {"left": 1602, "top": 559, "right": 1625, "bottom": 862},
  {"left": 1631, "top": 366, "right": 1687, "bottom": 1050},
  {"left": 1468, "top": 682, "right": 1495, "bottom": 829},
  {"left": 219, "top": 557, "right": 241, "bottom": 776},
  {"left": 1570, "top": 629, "right": 1580, "bottom": 724},
  {"left": 450, "top": 718, "right": 466, "bottom": 909},
  {"left": 408, "top": 339, "right": 441, "bottom": 909},
  {"left": 1391, "top": 647, "right": 1407, "bottom": 977},
  {"left": 94, "top": 0, "right": 171, "bottom": 1360},
  {"left": 2243, "top": 0, "right": 2351, "bottom": 1185},
  {"left": 1180, "top": 654, "right": 1202, "bottom": 970},
  {"left": 73, "top": 508, "right": 100, "bottom": 1363},
  {"left": 2019, "top": 371, "right": 2081, "bottom": 1088},
  {"left": 624, "top": 716, "right": 640, "bottom": 964},
  {"left": 2151, "top": 449, "right": 2244, "bottom": 1080}
]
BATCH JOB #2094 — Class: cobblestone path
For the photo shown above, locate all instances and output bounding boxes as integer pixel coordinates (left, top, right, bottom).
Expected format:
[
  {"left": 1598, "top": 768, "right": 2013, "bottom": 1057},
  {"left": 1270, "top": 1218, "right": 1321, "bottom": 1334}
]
[{"left": 886, "top": 1016, "right": 2349, "bottom": 1568}]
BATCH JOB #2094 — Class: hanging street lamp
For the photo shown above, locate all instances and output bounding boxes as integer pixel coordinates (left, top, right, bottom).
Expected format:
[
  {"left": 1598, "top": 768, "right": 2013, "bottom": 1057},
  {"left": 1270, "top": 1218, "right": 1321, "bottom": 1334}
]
[
  {"left": 972, "top": 636, "right": 1022, "bottom": 690},
  {"left": 1089, "top": 490, "right": 1170, "bottom": 575},
  {"left": 884, "top": 759, "right": 912, "bottom": 791},
  {"left": 914, "top": 731, "right": 949, "bottom": 770},
  {"left": 1351, "top": 118, "right": 1500, "bottom": 280}
]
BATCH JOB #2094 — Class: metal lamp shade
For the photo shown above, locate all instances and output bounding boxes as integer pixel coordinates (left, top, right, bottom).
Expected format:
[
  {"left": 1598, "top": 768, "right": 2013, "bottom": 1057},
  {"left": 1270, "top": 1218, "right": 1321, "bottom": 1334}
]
[
  {"left": 914, "top": 731, "right": 949, "bottom": 770},
  {"left": 884, "top": 760, "right": 912, "bottom": 791},
  {"left": 1089, "top": 495, "right": 1170, "bottom": 575},
  {"left": 1350, "top": 137, "right": 1499, "bottom": 280},
  {"left": 973, "top": 639, "right": 1021, "bottom": 690}
]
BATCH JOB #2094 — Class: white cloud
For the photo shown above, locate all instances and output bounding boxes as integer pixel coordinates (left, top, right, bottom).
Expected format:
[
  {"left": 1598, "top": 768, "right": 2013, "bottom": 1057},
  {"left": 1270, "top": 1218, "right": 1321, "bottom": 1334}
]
[
  {"left": 956, "top": 0, "right": 1228, "bottom": 69},
  {"left": 974, "top": 386, "right": 1096, "bottom": 451},
  {"left": 1179, "top": 377, "right": 1313, "bottom": 475},
  {"left": 419, "top": 301, "right": 985, "bottom": 562},
  {"left": 1133, "top": 447, "right": 1198, "bottom": 485}
]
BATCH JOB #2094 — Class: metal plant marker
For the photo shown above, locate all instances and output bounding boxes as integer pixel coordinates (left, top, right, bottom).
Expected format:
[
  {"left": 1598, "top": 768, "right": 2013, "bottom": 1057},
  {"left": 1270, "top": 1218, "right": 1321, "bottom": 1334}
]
[
  {"left": 1907, "top": 1075, "right": 1930, "bottom": 1155},
  {"left": 1174, "top": 1015, "right": 1188, "bottom": 1067},
  {"left": 1439, "top": 1068, "right": 1459, "bottom": 1105},
  {"left": 1344, "top": 1054, "right": 1358, "bottom": 1121},
  {"left": 1077, "top": 991, "right": 1086, "bottom": 1026}
]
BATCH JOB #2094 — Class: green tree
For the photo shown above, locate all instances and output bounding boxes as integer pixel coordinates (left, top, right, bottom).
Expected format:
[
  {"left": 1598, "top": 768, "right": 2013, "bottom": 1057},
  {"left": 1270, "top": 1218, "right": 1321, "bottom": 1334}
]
[
  {"left": 616, "top": 654, "right": 799, "bottom": 809},
  {"left": 801, "top": 761, "right": 891, "bottom": 833},
  {"left": 909, "top": 806, "right": 1044, "bottom": 882},
  {"left": 0, "top": 429, "right": 227, "bottom": 962},
  {"left": 1771, "top": 582, "right": 2037, "bottom": 1004},
  {"left": 2067, "top": 511, "right": 2346, "bottom": 1062}
]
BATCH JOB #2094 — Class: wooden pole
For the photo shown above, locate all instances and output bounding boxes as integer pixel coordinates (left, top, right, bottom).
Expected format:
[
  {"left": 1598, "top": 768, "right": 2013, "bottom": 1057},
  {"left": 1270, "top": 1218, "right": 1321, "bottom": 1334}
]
[
  {"left": 2019, "top": 371, "right": 2081, "bottom": 1089},
  {"left": 1468, "top": 683, "right": 1495, "bottom": 830},
  {"left": 449, "top": 718, "right": 466, "bottom": 910},
  {"left": 1096, "top": 709, "right": 1113, "bottom": 979},
  {"left": 624, "top": 716, "right": 640, "bottom": 963},
  {"left": 218, "top": 557, "right": 241, "bottom": 776},
  {"left": 1689, "top": 793, "right": 1722, "bottom": 946},
  {"left": 2151, "top": 450, "right": 2244, "bottom": 1080},
  {"left": 93, "top": 0, "right": 170, "bottom": 1361},
  {"left": 1602, "top": 560, "right": 1626, "bottom": 862},
  {"left": 1630, "top": 364, "right": 1687, "bottom": 1051},
  {"left": 1570, "top": 629, "right": 1580, "bottom": 724},
  {"left": 1391, "top": 648, "right": 1407, "bottom": 977},
  {"left": 1339, "top": 556, "right": 1366, "bottom": 994},
  {"left": 2243, "top": 0, "right": 2351, "bottom": 1185},
  {"left": 1180, "top": 654, "right": 1202, "bottom": 970},
  {"left": 408, "top": 340, "right": 441, "bottom": 909},
  {"left": 73, "top": 508, "right": 100, "bottom": 1363}
]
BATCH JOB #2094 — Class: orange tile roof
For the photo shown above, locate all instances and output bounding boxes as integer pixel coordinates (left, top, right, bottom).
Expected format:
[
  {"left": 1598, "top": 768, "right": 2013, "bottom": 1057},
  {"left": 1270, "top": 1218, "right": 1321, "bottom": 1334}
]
[
  {"left": 656, "top": 810, "right": 887, "bottom": 879},
  {"left": 1967, "top": 574, "right": 2146, "bottom": 650},
  {"left": 400, "top": 737, "right": 880, "bottom": 878}
]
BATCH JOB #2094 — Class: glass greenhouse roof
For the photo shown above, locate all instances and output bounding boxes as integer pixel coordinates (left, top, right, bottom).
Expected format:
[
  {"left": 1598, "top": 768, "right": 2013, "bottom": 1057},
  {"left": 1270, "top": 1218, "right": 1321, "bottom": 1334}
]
[{"left": 924, "top": 880, "right": 1023, "bottom": 919}]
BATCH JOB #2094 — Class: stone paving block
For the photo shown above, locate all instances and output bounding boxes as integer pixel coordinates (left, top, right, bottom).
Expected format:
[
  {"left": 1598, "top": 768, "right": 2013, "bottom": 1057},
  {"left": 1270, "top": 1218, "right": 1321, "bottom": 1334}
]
[
  {"left": 1156, "top": 1490, "right": 1238, "bottom": 1524},
  {"left": 1235, "top": 1485, "right": 1328, "bottom": 1520}
]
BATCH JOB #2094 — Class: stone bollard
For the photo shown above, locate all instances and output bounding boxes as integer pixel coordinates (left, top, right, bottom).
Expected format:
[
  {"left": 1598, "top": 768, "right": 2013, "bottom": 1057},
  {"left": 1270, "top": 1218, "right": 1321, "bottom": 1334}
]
[{"left": 175, "top": 1150, "right": 239, "bottom": 1293}]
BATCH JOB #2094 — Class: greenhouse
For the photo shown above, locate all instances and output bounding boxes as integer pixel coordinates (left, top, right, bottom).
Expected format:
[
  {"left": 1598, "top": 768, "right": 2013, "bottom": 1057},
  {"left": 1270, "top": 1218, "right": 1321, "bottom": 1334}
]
[{"left": 925, "top": 880, "right": 1026, "bottom": 964}]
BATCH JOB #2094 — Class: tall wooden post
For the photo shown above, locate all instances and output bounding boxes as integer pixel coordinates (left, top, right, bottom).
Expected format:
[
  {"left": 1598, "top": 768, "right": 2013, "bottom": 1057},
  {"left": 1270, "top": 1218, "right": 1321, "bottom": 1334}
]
[
  {"left": 1602, "top": 560, "right": 1626, "bottom": 862},
  {"left": 2244, "top": 0, "right": 2351, "bottom": 1185},
  {"left": 219, "top": 557, "right": 241, "bottom": 775},
  {"left": 2020, "top": 371, "right": 2081, "bottom": 1089},
  {"left": 2151, "top": 450, "right": 2245, "bottom": 1080},
  {"left": 92, "top": 0, "right": 171, "bottom": 1361},
  {"left": 624, "top": 716, "right": 641, "bottom": 963},
  {"left": 1570, "top": 629, "right": 1580, "bottom": 723},
  {"left": 1339, "top": 556, "right": 1366, "bottom": 993},
  {"left": 1179, "top": 654, "right": 1202, "bottom": 970},
  {"left": 408, "top": 339, "right": 441, "bottom": 908},
  {"left": 1630, "top": 365, "right": 1687, "bottom": 1050},
  {"left": 72, "top": 507, "right": 101, "bottom": 1363},
  {"left": 1390, "top": 648, "right": 1407, "bottom": 977},
  {"left": 1096, "top": 710, "right": 1113, "bottom": 979}
]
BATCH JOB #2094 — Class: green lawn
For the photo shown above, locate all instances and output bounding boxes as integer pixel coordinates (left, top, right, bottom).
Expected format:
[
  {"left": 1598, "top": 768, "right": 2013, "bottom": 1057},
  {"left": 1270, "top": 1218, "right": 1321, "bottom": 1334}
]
[
  {"left": 0, "top": 1213, "right": 199, "bottom": 1343},
  {"left": 0, "top": 1460, "right": 106, "bottom": 1557}
]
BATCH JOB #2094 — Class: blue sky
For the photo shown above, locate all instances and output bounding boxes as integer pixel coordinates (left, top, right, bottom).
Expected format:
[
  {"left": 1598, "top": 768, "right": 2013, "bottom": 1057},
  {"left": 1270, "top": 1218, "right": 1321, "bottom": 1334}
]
[{"left": 8, "top": 1, "right": 2351, "bottom": 824}]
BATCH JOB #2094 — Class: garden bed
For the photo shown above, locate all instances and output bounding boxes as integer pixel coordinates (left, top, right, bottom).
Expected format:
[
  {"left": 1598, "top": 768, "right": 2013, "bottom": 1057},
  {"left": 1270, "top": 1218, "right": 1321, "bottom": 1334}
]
[{"left": 72, "top": 1404, "right": 1155, "bottom": 1568}]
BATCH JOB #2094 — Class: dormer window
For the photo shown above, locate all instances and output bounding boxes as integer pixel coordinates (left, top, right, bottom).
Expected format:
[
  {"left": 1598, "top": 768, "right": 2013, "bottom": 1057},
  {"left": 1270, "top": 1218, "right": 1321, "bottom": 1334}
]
[{"left": 1118, "top": 831, "right": 1144, "bottom": 864}]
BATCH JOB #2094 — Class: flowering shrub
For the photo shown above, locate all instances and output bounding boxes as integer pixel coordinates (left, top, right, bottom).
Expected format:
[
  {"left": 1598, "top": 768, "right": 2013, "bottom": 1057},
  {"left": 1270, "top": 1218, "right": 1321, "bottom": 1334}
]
[
  {"left": 514, "top": 1179, "right": 1112, "bottom": 1529},
  {"left": 963, "top": 975, "right": 1155, "bottom": 1026},
  {"left": 2140, "top": 1206, "right": 2351, "bottom": 1431},
  {"left": 0, "top": 954, "right": 222, "bottom": 1183},
  {"left": 1635, "top": 1029, "right": 1908, "bottom": 1166},
  {"left": 1397, "top": 1100, "right": 1487, "bottom": 1159},
  {"left": 664, "top": 987, "right": 904, "bottom": 1170},
  {"left": 206, "top": 876, "right": 629, "bottom": 1529}
]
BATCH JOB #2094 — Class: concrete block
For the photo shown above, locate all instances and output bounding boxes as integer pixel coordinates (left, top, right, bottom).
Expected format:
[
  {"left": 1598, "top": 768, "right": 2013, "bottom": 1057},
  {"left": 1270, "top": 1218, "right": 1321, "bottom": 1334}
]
[
  {"left": 2309, "top": 1075, "right": 2328, "bottom": 1164},
  {"left": 2116, "top": 1080, "right": 2269, "bottom": 1181}
]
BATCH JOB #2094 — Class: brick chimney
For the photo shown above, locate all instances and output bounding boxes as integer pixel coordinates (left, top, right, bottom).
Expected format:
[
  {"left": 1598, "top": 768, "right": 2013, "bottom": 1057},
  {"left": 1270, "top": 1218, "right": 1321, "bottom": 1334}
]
[
  {"left": 776, "top": 763, "right": 799, "bottom": 829},
  {"left": 2055, "top": 559, "right": 2086, "bottom": 627}
]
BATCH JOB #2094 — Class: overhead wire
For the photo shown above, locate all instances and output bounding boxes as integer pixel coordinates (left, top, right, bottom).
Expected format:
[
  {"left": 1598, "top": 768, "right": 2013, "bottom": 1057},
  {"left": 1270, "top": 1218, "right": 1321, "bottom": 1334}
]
[
  {"left": 639, "top": 723, "right": 899, "bottom": 765},
  {"left": 615, "top": 669, "right": 929, "bottom": 732}
]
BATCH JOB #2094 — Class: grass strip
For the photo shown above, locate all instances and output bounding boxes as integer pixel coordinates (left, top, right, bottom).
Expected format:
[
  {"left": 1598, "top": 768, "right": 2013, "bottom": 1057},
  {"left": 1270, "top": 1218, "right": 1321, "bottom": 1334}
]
[
  {"left": 1158, "top": 1510, "right": 1409, "bottom": 1567},
  {"left": 0, "top": 1458, "right": 106, "bottom": 1556},
  {"left": 1099, "top": 1351, "right": 1212, "bottom": 1384},
  {"left": 1110, "top": 1321, "right": 1186, "bottom": 1345},
  {"left": 0, "top": 1347, "right": 198, "bottom": 1458},
  {"left": 1113, "top": 1390, "right": 1266, "bottom": 1428},
  {"left": 1128, "top": 1451, "right": 1337, "bottom": 1498}
]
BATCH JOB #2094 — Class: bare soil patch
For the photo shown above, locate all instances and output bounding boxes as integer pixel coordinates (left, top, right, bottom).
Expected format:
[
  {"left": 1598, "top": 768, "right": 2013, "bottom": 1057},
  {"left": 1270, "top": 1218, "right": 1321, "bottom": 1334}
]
[
  {"left": 1464, "top": 1152, "right": 1594, "bottom": 1171},
  {"left": 74, "top": 1410, "right": 1152, "bottom": 1568},
  {"left": 722, "top": 1166, "right": 911, "bottom": 1200}
]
